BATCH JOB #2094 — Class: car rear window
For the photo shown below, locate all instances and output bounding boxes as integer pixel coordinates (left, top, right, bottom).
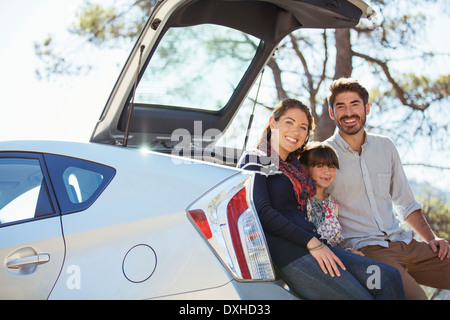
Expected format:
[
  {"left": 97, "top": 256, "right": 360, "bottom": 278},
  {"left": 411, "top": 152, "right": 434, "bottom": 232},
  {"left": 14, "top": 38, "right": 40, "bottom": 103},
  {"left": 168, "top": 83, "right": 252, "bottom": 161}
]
[{"left": 134, "top": 24, "right": 260, "bottom": 111}]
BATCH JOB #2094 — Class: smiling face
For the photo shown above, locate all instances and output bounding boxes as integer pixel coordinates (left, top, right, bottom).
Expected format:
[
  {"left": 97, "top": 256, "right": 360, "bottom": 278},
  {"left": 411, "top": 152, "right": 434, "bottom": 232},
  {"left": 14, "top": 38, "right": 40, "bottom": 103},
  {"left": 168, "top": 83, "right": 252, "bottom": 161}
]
[
  {"left": 306, "top": 164, "right": 336, "bottom": 192},
  {"left": 329, "top": 91, "right": 370, "bottom": 137},
  {"left": 300, "top": 142, "right": 339, "bottom": 197},
  {"left": 269, "top": 108, "right": 310, "bottom": 160}
]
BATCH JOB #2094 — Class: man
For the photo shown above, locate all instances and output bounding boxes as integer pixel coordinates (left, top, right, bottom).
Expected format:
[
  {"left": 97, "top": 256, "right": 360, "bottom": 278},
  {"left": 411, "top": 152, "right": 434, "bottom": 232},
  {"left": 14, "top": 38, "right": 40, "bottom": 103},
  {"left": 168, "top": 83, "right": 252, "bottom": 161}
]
[{"left": 325, "top": 77, "right": 450, "bottom": 300}]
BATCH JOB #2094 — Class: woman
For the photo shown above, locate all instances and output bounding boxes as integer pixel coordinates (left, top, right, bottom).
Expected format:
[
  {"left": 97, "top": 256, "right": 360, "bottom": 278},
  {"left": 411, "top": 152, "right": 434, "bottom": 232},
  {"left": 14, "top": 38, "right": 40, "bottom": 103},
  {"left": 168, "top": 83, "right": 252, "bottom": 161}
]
[{"left": 238, "top": 98, "right": 404, "bottom": 300}]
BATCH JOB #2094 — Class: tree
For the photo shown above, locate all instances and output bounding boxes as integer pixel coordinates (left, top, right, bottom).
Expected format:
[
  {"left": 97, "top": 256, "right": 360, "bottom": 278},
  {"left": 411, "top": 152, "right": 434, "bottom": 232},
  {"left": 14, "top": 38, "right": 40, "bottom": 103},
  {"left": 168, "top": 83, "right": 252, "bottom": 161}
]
[
  {"left": 416, "top": 188, "right": 450, "bottom": 240},
  {"left": 415, "top": 187, "right": 450, "bottom": 300},
  {"left": 35, "top": 0, "right": 449, "bottom": 145},
  {"left": 35, "top": 0, "right": 158, "bottom": 80},
  {"left": 265, "top": 0, "right": 449, "bottom": 142}
]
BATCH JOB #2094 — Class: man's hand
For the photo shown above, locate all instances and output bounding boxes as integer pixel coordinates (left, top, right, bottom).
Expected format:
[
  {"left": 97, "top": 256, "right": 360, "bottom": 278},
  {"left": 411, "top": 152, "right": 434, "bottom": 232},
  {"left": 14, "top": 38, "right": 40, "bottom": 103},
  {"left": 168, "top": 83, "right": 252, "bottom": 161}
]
[
  {"left": 405, "top": 210, "right": 450, "bottom": 260},
  {"left": 428, "top": 238, "right": 450, "bottom": 260},
  {"left": 347, "top": 248, "right": 365, "bottom": 256}
]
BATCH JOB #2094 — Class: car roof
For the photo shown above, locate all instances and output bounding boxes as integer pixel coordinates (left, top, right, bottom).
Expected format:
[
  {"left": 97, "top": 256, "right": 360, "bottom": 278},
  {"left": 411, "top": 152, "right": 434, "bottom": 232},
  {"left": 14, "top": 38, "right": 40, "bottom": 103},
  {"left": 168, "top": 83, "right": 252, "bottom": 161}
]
[
  {"left": 0, "top": 140, "right": 129, "bottom": 165},
  {"left": 0, "top": 139, "right": 240, "bottom": 173}
]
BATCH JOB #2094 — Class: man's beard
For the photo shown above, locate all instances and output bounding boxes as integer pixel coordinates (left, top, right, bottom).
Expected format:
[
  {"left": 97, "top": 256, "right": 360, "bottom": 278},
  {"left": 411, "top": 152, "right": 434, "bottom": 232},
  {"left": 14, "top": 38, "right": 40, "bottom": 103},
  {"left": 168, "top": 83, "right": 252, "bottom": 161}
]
[{"left": 336, "top": 114, "right": 366, "bottom": 135}]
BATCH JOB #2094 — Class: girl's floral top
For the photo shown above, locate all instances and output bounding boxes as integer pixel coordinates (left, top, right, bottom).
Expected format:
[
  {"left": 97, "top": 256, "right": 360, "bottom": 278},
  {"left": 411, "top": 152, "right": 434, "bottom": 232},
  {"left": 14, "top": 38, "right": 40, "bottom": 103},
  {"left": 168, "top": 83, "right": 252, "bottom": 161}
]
[{"left": 307, "top": 195, "right": 344, "bottom": 247}]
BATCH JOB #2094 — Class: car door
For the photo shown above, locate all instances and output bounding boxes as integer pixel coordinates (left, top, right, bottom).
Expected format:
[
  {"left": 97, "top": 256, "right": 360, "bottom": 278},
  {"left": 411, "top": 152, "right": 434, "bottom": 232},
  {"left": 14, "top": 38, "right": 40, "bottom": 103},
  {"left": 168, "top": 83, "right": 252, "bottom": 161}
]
[{"left": 0, "top": 152, "right": 65, "bottom": 299}]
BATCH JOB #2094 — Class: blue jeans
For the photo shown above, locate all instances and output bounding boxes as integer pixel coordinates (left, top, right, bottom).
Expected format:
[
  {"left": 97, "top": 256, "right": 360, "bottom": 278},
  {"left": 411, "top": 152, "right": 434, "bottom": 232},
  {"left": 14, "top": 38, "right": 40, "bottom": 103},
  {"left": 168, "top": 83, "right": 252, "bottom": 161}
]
[{"left": 281, "top": 246, "right": 405, "bottom": 300}]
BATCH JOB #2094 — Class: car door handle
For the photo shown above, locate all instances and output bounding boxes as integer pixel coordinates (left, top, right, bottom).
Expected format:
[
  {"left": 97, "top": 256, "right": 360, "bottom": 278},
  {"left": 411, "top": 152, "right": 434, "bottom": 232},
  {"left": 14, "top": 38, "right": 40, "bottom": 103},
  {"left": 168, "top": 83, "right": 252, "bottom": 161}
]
[{"left": 6, "top": 253, "right": 50, "bottom": 269}]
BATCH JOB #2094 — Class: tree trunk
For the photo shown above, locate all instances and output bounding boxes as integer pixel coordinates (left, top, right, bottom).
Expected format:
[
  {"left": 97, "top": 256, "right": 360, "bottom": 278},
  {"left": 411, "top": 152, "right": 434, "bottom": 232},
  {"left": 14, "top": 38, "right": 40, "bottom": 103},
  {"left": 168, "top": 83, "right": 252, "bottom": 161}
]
[
  {"left": 313, "top": 101, "right": 336, "bottom": 141},
  {"left": 334, "top": 28, "right": 353, "bottom": 79},
  {"left": 313, "top": 28, "right": 353, "bottom": 142}
]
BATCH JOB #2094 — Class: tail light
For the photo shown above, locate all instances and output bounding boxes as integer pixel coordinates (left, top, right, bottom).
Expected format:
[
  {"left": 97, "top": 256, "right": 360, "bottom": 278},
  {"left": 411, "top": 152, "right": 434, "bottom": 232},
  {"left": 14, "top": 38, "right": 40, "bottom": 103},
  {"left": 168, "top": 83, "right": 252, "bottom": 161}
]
[
  {"left": 187, "top": 174, "right": 275, "bottom": 281},
  {"left": 189, "top": 209, "right": 212, "bottom": 239}
]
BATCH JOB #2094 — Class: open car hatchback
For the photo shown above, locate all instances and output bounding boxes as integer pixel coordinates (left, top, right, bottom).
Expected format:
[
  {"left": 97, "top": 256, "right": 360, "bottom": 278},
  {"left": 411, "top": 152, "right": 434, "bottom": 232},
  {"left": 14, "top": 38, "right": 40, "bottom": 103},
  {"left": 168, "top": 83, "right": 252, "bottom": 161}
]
[{"left": 90, "top": 0, "right": 374, "bottom": 165}]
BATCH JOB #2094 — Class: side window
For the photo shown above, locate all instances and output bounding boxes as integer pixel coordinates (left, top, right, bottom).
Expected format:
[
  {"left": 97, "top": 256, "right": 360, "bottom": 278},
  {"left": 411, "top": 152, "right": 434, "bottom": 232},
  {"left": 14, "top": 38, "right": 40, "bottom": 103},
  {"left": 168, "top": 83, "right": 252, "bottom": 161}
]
[
  {"left": 0, "top": 157, "right": 55, "bottom": 225},
  {"left": 44, "top": 154, "right": 115, "bottom": 214},
  {"left": 63, "top": 167, "right": 105, "bottom": 204}
]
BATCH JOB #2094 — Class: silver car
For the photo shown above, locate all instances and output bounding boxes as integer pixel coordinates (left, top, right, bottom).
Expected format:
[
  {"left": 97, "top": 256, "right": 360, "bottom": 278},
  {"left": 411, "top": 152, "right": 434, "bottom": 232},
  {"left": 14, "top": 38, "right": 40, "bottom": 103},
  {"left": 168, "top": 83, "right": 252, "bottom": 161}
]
[{"left": 0, "top": 0, "right": 372, "bottom": 299}]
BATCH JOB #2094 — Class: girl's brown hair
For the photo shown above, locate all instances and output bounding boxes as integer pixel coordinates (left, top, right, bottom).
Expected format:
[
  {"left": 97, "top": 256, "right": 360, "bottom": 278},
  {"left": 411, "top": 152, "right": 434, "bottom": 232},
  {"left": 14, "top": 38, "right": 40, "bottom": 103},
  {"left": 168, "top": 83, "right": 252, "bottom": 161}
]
[
  {"left": 257, "top": 98, "right": 315, "bottom": 156},
  {"left": 300, "top": 141, "right": 340, "bottom": 169}
]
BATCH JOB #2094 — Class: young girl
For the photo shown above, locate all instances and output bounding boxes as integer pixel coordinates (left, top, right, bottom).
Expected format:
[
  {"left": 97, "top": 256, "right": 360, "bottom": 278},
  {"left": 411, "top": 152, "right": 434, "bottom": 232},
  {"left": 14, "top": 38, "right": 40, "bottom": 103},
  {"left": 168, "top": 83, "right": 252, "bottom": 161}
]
[
  {"left": 301, "top": 142, "right": 364, "bottom": 256},
  {"left": 300, "top": 142, "right": 344, "bottom": 247}
]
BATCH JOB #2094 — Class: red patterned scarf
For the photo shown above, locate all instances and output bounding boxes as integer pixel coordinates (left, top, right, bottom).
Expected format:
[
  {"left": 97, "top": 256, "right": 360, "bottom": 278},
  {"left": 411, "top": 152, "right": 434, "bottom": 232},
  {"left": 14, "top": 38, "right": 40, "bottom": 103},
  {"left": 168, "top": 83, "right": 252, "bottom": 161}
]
[{"left": 258, "top": 138, "right": 316, "bottom": 207}]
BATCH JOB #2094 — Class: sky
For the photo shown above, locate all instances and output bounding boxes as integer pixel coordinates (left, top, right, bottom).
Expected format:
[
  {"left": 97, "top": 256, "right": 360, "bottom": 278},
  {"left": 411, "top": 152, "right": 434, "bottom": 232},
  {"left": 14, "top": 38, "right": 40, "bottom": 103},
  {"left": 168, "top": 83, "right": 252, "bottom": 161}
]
[
  {"left": 0, "top": 0, "right": 449, "bottom": 192},
  {"left": 0, "top": 0, "right": 126, "bottom": 143}
]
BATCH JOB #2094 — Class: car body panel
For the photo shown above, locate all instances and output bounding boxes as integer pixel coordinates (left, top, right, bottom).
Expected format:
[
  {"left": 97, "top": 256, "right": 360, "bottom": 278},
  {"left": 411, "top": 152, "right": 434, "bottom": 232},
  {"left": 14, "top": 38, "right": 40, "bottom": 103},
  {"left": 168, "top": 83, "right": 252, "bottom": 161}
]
[
  {"left": 0, "top": 216, "right": 65, "bottom": 299},
  {"left": 50, "top": 208, "right": 232, "bottom": 299},
  {"left": 1, "top": 140, "right": 291, "bottom": 299}
]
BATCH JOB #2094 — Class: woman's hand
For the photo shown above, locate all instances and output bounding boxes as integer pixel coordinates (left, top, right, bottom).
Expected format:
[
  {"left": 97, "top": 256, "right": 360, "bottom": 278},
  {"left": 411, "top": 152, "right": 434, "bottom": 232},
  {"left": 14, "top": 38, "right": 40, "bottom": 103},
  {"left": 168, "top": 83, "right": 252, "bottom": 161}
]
[{"left": 307, "top": 238, "right": 345, "bottom": 277}]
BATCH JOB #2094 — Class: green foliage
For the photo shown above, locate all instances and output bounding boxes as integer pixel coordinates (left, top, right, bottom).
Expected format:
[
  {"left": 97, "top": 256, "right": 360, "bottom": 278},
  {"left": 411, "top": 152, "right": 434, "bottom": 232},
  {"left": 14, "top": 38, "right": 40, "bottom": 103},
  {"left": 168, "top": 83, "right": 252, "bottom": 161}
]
[
  {"left": 68, "top": 0, "right": 156, "bottom": 44},
  {"left": 417, "top": 189, "right": 450, "bottom": 240},
  {"left": 34, "top": 36, "right": 92, "bottom": 80},
  {"left": 384, "top": 74, "right": 449, "bottom": 111},
  {"left": 70, "top": 3, "right": 123, "bottom": 43}
]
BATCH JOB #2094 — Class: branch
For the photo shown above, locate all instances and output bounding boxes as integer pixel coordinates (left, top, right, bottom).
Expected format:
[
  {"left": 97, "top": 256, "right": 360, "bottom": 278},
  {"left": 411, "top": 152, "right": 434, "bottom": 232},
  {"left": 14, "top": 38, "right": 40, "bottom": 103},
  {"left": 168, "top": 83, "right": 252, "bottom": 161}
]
[
  {"left": 266, "top": 57, "right": 289, "bottom": 101},
  {"left": 352, "top": 50, "right": 430, "bottom": 111},
  {"left": 403, "top": 163, "right": 450, "bottom": 170},
  {"left": 247, "top": 97, "right": 275, "bottom": 111},
  {"left": 289, "top": 33, "right": 313, "bottom": 94},
  {"left": 314, "top": 30, "right": 328, "bottom": 98},
  {"left": 288, "top": 32, "right": 328, "bottom": 116}
]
